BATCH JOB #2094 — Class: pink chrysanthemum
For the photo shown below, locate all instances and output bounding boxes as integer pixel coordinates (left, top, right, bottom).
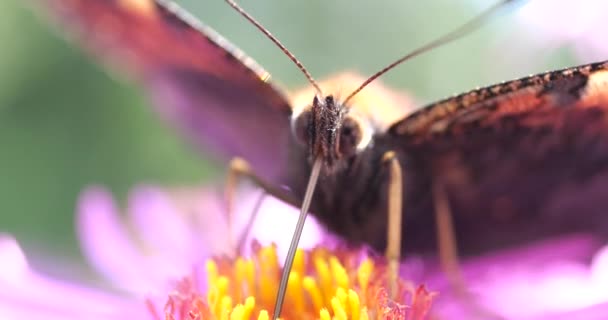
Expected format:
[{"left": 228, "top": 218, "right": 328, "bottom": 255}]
[
  {"left": 2, "top": 185, "right": 608, "bottom": 319},
  {"left": 468, "top": 0, "right": 607, "bottom": 79},
  {"left": 74, "top": 185, "right": 324, "bottom": 294},
  {"left": 514, "top": 0, "right": 608, "bottom": 61},
  {"left": 159, "top": 243, "right": 434, "bottom": 320},
  {"left": 0, "top": 235, "right": 145, "bottom": 319}
]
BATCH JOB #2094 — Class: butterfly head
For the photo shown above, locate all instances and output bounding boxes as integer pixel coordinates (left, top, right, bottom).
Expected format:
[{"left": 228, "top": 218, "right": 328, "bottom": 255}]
[
  {"left": 292, "top": 94, "right": 372, "bottom": 173},
  {"left": 289, "top": 73, "right": 413, "bottom": 174}
]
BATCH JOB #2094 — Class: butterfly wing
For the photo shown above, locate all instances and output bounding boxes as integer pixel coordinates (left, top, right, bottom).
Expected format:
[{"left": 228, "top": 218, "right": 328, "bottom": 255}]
[
  {"left": 387, "top": 61, "right": 608, "bottom": 253},
  {"left": 39, "top": 0, "right": 292, "bottom": 182}
]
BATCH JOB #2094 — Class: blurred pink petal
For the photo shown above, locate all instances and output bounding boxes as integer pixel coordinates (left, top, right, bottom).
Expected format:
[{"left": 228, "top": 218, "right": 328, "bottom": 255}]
[
  {"left": 76, "top": 186, "right": 154, "bottom": 292},
  {"left": 236, "top": 191, "right": 325, "bottom": 259},
  {"left": 0, "top": 235, "right": 144, "bottom": 320},
  {"left": 125, "top": 186, "right": 204, "bottom": 284},
  {"left": 476, "top": 0, "right": 608, "bottom": 67},
  {"left": 548, "top": 302, "right": 608, "bottom": 320},
  {"left": 76, "top": 184, "right": 324, "bottom": 295},
  {"left": 127, "top": 185, "right": 194, "bottom": 261},
  {"left": 516, "top": 0, "right": 608, "bottom": 61},
  {"left": 418, "top": 235, "right": 608, "bottom": 319}
]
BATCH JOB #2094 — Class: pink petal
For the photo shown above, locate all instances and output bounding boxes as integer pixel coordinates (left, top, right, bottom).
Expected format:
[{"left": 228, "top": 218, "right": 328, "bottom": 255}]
[
  {"left": 517, "top": 0, "right": 606, "bottom": 39},
  {"left": 422, "top": 235, "right": 607, "bottom": 319},
  {"left": 191, "top": 188, "right": 234, "bottom": 257},
  {"left": 127, "top": 185, "right": 197, "bottom": 277},
  {"left": 0, "top": 236, "right": 144, "bottom": 320},
  {"left": 0, "top": 235, "right": 28, "bottom": 281},
  {"left": 240, "top": 192, "right": 324, "bottom": 261},
  {"left": 516, "top": 0, "right": 608, "bottom": 60},
  {"left": 544, "top": 302, "right": 608, "bottom": 320},
  {"left": 76, "top": 186, "right": 153, "bottom": 293}
]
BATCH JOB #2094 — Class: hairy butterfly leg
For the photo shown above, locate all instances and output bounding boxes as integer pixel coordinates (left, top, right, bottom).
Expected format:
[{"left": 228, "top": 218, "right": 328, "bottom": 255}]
[
  {"left": 382, "top": 151, "right": 403, "bottom": 298},
  {"left": 225, "top": 157, "right": 300, "bottom": 255},
  {"left": 236, "top": 192, "right": 267, "bottom": 253},
  {"left": 433, "top": 182, "right": 504, "bottom": 320}
]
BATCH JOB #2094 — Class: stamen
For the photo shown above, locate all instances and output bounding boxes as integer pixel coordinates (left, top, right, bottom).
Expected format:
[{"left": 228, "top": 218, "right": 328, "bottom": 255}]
[
  {"left": 303, "top": 276, "right": 323, "bottom": 311},
  {"left": 313, "top": 255, "right": 332, "bottom": 304},
  {"left": 357, "top": 258, "right": 374, "bottom": 303},
  {"left": 330, "top": 256, "right": 350, "bottom": 290},
  {"left": 160, "top": 243, "right": 436, "bottom": 320},
  {"left": 348, "top": 289, "right": 361, "bottom": 320}
]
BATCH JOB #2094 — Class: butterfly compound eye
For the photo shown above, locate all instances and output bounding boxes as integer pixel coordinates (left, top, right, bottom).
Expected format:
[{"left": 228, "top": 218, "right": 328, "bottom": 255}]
[
  {"left": 292, "top": 109, "right": 313, "bottom": 146},
  {"left": 339, "top": 116, "right": 364, "bottom": 156}
]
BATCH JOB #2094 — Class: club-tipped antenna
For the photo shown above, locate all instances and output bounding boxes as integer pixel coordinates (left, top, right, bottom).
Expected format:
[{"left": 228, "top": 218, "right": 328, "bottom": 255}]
[
  {"left": 272, "top": 157, "right": 323, "bottom": 319},
  {"left": 342, "top": 0, "right": 518, "bottom": 106},
  {"left": 224, "top": 0, "right": 323, "bottom": 97}
]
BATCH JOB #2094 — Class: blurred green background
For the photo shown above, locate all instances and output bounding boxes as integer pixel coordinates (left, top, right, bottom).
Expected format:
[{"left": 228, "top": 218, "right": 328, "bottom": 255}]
[{"left": 1, "top": 0, "right": 579, "bottom": 272}]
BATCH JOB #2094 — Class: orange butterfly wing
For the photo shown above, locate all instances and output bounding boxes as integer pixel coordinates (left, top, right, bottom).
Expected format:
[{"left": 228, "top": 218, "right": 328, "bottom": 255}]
[
  {"left": 42, "top": 0, "right": 293, "bottom": 182},
  {"left": 387, "top": 62, "right": 608, "bottom": 253}
]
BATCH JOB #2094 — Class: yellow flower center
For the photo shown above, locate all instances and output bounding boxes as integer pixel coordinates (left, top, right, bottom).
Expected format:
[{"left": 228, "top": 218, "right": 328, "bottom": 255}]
[{"left": 160, "top": 244, "right": 435, "bottom": 320}]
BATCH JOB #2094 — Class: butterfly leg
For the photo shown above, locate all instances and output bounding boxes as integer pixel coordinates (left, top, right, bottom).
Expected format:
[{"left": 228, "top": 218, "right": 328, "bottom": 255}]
[
  {"left": 382, "top": 151, "right": 403, "bottom": 298},
  {"left": 235, "top": 191, "right": 267, "bottom": 253},
  {"left": 225, "top": 157, "right": 300, "bottom": 254},
  {"left": 432, "top": 182, "right": 504, "bottom": 320},
  {"left": 432, "top": 182, "right": 465, "bottom": 293}
]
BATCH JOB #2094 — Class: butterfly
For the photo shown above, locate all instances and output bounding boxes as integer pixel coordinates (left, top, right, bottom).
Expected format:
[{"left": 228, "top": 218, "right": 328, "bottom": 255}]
[{"left": 39, "top": 0, "right": 608, "bottom": 315}]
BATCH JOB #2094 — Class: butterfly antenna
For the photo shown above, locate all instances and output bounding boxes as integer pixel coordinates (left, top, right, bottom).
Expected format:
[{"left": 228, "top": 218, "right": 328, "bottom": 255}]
[
  {"left": 224, "top": 0, "right": 323, "bottom": 96},
  {"left": 343, "top": 0, "right": 519, "bottom": 105}
]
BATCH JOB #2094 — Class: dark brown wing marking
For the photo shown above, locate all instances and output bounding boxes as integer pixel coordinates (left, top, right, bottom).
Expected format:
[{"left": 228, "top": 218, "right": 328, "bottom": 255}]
[
  {"left": 390, "top": 61, "right": 608, "bottom": 141},
  {"left": 385, "top": 61, "right": 608, "bottom": 254},
  {"left": 41, "top": 0, "right": 293, "bottom": 182}
]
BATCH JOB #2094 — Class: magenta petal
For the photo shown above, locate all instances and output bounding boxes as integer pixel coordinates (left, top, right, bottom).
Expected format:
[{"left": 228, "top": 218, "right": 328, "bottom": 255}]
[
  {"left": 0, "top": 236, "right": 144, "bottom": 320},
  {"left": 127, "top": 185, "right": 197, "bottom": 278},
  {"left": 128, "top": 185, "right": 192, "bottom": 257},
  {"left": 76, "top": 186, "right": 153, "bottom": 293},
  {"left": 515, "top": 0, "right": 608, "bottom": 60},
  {"left": 542, "top": 302, "right": 608, "bottom": 320},
  {"left": 190, "top": 189, "right": 233, "bottom": 256},
  {"left": 423, "top": 235, "right": 608, "bottom": 319},
  {"left": 0, "top": 235, "right": 27, "bottom": 280},
  {"left": 590, "top": 245, "right": 608, "bottom": 284},
  {"left": 239, "top": 192, "right": 324, "bottom": 261}
]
